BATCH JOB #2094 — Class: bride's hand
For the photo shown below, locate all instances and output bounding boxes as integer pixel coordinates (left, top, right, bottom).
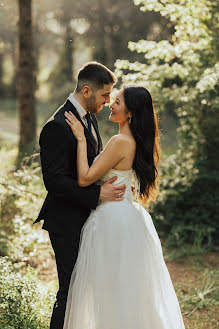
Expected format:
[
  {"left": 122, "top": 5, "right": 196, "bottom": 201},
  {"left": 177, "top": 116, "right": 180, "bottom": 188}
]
[{"left": 65, "top": 111, "right": 85, "bottom": 141}]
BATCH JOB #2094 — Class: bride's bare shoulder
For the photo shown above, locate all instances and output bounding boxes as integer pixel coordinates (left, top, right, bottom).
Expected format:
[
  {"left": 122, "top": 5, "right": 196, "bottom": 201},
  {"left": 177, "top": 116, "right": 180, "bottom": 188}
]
[
  {"left": 105, "top": 134, "right": 136, "bottom": 159},
  {"left": 106, "top": 134, "right": 136, "bottom": 170},
  {"left": 108, "top": 134, "right": 135, "bottom": 149},
  {"left": 109, "top": 134, "right": 135, "bottom": 144}
]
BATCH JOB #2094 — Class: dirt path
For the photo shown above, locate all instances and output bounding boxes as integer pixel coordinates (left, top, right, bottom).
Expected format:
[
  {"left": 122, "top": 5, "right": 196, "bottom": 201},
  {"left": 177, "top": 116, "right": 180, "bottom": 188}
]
[{"left": 36, "top": 245, "right": 219, "bottom": 329}]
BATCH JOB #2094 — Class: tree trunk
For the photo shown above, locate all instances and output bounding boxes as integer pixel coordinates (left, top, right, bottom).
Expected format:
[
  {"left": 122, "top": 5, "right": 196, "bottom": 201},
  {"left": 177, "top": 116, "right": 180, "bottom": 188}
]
[
  {"left": 10, "top": 37, "right": 18, "bottom": 98},
  {"left": 105, "top": 30, "right": 114, "bottom": 70},
  {"left": 17, "top": 0, "right": 36, "bottom": 165},
  {"left": 65, "top": 24, "right": 74, "bottom": 82},
  {"left": 0, "top": 52, "right": 4, "bottom": 96}
]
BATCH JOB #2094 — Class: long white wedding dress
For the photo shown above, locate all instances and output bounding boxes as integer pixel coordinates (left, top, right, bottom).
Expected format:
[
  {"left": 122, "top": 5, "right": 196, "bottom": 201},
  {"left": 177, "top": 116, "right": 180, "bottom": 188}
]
[{"left": 63, "top": 161, "right": 185, "bottom": 329}]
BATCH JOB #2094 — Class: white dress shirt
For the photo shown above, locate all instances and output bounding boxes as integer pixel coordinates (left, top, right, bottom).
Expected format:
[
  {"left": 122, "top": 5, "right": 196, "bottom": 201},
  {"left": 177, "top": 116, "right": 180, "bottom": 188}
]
[{"left": 67, "top": 93, "right": 98, "bottom": 142}]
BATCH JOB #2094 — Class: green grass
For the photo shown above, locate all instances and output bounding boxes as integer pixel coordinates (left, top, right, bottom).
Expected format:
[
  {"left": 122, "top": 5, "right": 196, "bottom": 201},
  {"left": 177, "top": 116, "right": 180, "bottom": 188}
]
[{"left": 166, "top": 252, "right": 219, "bottom": 329}]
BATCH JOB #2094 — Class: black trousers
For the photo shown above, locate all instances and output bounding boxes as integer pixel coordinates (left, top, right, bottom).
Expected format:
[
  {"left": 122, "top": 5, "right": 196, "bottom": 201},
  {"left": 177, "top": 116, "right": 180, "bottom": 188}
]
[{"left": 49, "top": 230, "right": 81, "bottom": 329}]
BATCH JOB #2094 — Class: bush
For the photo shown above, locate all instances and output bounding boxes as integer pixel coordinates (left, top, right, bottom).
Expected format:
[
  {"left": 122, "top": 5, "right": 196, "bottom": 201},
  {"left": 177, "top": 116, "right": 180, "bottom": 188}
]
[
  {"left": 0, "top": 148, "right": 46, "bottom": 260},
  {"left": 149, "top": 152, "right": 219, "bottom": 249},
  {"left": 0, "top": 257, "right": 55, "bottom": 329},
  {"left": 117, "top": 0, "right": 219, "bottom": 249}
]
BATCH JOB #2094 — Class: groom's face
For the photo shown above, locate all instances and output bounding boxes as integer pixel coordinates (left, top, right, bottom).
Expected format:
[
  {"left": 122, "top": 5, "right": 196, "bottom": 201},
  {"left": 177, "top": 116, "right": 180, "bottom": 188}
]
[{"left": 87, "top": 83, "right": 114, "bottom": 114}]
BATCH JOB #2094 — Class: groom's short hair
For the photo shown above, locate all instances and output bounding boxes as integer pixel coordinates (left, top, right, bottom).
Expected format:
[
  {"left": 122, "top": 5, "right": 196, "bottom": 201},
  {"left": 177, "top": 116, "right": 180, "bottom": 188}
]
[{"left": 75, "top": 62, "right": 117, "bottom": 92}]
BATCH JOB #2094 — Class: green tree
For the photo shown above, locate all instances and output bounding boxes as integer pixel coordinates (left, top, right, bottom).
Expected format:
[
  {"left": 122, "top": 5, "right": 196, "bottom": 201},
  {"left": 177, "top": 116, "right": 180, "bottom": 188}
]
[
  {"left": 47, "top": 0, "right": 172, "bottom": 103},
  {"left": 0, "top": 1, "right": 18, "bottom": 97},
  {"left": 80, "top": 0, "right": 172, "bottom": 70},
  {"left": 48, "top": 0, "right": 75, "bottom": 92},
  {"left": 116, "top": 0, "right": 219, "bottom": 248}
]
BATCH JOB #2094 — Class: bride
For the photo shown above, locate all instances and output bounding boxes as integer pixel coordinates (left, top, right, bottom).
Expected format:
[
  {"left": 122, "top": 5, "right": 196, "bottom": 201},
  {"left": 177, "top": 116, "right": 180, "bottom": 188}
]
[{"left": 63, "top": 85, "right": 185, "bottom": 329}]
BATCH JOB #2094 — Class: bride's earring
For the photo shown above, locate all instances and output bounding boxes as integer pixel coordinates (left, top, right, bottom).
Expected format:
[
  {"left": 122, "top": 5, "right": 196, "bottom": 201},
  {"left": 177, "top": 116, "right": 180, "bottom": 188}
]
[{"left": 128, "top": 117, "right": 132, "bottom": 124}]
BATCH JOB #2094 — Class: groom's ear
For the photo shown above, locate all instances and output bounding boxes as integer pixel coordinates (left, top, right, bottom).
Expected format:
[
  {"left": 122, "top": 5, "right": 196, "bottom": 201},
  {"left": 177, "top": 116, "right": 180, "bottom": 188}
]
[{"left": 82, "top": 85, "right": 93, "bottom": 98}]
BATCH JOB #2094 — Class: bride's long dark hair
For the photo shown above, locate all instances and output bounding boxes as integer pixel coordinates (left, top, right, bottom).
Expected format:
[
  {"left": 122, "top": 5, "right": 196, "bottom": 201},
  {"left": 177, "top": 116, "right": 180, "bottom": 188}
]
[{"left": 123, "top": 85, "right": 161, "bottom": 204}]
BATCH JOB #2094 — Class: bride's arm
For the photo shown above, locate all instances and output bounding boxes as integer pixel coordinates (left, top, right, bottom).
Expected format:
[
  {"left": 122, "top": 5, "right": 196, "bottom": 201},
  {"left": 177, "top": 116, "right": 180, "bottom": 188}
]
[
  {"left": 65, "top": 111, "right": 126, "bottom": 187},
  {"left": 77, "top": 136, "right": 125, "bottom": 186}
]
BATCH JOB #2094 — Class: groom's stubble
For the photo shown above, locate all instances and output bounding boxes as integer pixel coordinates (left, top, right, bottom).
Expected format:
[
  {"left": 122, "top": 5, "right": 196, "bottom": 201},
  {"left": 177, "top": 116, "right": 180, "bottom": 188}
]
[{"left": 86, "top": 93, "right": 100, "bottom": 114}]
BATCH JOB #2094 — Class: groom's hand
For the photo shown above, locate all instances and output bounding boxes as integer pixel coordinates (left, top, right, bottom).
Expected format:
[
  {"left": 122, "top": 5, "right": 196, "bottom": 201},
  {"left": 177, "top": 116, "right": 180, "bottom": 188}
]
[{"left": 99, "top": 176, "right": 126, "bottom": 202}]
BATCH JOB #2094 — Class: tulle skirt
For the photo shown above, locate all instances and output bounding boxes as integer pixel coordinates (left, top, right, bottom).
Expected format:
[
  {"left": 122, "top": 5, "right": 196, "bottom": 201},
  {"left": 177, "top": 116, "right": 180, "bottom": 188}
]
[{"left": 63, "top": 200, "right": 185, "bottom": 329}]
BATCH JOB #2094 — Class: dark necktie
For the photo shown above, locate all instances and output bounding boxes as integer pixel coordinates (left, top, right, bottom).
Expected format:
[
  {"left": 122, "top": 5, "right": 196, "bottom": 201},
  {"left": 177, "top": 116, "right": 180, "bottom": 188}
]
[{"left": 85, "top": 113, "right": 92, "bottom": 133}]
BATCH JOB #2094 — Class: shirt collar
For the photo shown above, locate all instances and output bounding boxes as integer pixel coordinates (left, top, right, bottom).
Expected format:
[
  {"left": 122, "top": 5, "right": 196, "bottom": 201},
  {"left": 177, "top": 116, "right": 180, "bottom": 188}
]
[{"left": 67, "top": 93, "right": 87, "bottom": 119}]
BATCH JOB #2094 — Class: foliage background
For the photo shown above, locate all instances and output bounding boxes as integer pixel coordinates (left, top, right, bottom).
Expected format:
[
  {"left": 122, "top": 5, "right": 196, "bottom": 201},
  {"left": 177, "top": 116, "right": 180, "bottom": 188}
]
[{"left": 115, "top": 0, "right": 219, "bottom": 249}]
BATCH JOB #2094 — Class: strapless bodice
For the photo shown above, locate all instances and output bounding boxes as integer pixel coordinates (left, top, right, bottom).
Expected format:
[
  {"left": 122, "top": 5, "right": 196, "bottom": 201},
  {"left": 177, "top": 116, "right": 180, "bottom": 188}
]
[{"left": 93, "top": 154, "right": 134, "bottom": 202}]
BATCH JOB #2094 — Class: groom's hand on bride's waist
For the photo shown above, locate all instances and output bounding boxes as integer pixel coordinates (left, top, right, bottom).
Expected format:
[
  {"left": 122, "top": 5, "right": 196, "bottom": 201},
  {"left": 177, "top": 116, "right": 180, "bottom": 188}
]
[{"left": 100, "top": 176, "right": 126, "bottom": 202}]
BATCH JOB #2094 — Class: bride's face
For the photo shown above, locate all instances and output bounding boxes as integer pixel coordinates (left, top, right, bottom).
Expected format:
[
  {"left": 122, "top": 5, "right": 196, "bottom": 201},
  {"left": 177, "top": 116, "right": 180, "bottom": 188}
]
[{"left": 109, "top": 90, "right": 131, "bottom": 123}]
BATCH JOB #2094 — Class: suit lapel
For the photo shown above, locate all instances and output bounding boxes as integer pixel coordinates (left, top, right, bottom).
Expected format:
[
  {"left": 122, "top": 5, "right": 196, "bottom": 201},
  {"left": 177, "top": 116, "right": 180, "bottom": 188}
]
[
  {"left": 66, "top": 101, "right": 98, "bottom": 153},
  {"left": 91, "top": 114, "right": 103, "bottom": 153}
]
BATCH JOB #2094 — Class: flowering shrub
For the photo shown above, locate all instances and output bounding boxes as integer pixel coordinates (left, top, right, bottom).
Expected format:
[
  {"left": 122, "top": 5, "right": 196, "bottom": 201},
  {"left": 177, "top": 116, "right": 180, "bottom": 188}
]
[
  {"left": 116, "top": 0, "right": 219, "bottom": 248},
  {"left": 0, "top": 257, "right": 55, "bottom": 329}
]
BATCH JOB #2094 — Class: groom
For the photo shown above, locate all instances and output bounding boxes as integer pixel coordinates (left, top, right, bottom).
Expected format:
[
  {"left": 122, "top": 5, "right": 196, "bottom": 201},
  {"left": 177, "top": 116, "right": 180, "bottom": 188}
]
[{"left": 34, "top": 62, "right": 126, "bottom": 329}]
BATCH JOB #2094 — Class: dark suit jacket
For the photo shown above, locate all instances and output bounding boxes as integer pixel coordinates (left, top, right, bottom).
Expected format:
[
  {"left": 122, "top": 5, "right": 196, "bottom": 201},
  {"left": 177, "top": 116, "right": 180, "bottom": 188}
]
[{"left": 34, "top": 99, "right": 103, "bottom": 235}]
